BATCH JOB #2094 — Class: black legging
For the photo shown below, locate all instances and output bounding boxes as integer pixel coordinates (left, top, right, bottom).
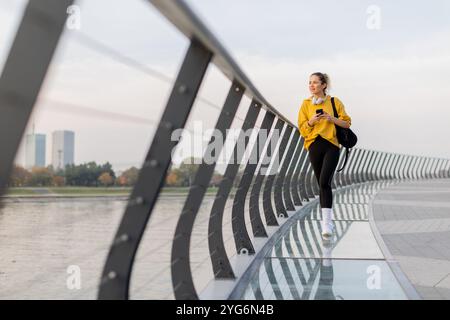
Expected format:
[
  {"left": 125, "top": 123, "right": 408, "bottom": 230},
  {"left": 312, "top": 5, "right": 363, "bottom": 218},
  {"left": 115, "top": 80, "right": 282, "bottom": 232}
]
[{"left": 308, "top": 135, "right": 340, "bottom": 209}]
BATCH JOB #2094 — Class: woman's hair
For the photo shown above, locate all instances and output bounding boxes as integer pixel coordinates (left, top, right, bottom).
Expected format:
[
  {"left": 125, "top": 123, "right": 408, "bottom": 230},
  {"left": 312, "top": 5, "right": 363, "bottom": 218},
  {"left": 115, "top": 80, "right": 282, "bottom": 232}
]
[{"left": 311, "top": 72, "right": 330, "bottom": 95}]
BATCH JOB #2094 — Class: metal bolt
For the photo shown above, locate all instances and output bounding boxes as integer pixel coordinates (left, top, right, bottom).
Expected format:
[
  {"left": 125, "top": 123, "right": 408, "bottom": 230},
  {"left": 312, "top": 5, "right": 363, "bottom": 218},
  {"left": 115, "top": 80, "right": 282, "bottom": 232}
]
[
  {"left": 235, "top": 87, "right": 240, "bottom": 92},
  {"left": 108, "top": 271, "right": 117, "bottom": 279},
  {"left": 148, "top": 159, "right": 158, "bottom": 168},
  {"left": 163, "top": 122, "right": 173, "bottom": 130},
  {"left": 116, "top": 234, "right": 129, "bottom": 244},
  {"left": 178, "top": 84, "right": 187, "bottom": 94},
  {"left": 240, "top": 248, "right": 249, "bottom": 255},
  {"left": 129, "top": 197, "right": 144, "bottom": 206}
]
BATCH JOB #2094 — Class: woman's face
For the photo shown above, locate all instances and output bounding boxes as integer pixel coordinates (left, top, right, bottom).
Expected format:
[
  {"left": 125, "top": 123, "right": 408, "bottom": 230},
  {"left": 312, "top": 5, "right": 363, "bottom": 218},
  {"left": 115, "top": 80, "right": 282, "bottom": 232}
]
[{"left": 309, "top": 75, "right": 326, "bottom": 95}]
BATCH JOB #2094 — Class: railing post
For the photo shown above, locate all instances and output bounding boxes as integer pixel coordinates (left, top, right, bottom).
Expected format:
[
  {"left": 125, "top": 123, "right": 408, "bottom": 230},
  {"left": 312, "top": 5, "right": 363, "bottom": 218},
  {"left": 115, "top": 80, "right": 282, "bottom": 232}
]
[
  {"left": 363, "top": 149, "right": 374, "bottom": 182},
  {"left": 420, "top": 157, "right": 430, "bottom": 179},
  {"left": 426, "top": 158, "right": 434, "bottom": 179},
  {"left": 340, "top": 148, "right": 357, "bottom": 186},
  {"left": 420, "top": 157, "right": 428, "bottom": 179},
  {"left": 444, "top": 160, "right": 450, "bottom": 178},
  {"left": 298, "top": 148, "right": 312, "bottom": 201},
  {"left": 423, "top": 157, "right": 431, "bottom": 179},
  {"left": 403, "top": 155, "right": 413, "bottom": 180},
  {"left": 389, "top": 153, "right": 398, "bottom": 180},
  {"left": 388, "top": 154, "right": 398, "bottom": 180},
  {"left": 273, "top": 126, "right": 297, "bottom": 217},
  {"left": 413, "top": 156, "right": 420, "bottom": 179},
  {"left": 399, "top": 155, "right": 407, "bottom": 180},
  {"left": 438, "top": 159, "right": 447, "bottom": 178},
  {"left": 263, "top": 125, "right": 293, "bottom": 220},
  {"left": 355, "top": 149, "right": 369, "bottom": 184},
  {"left": 370, "top": 151, "right": 382, "bottom": 181},
  {"left": 431, "top": 158, "right": 440, "bottom": 179},
  {"left": 338, "top": 149, "right": 351, "bottom": 187},
  {"left": 171, "top": 80, "right": 247, "bottom": 299},
  {"left": 373, "top": 151, "right": 387, "bottom": 181},
  {"left": 435, "top": 159, "right": 444, "bottom": 179},
  {"left": 99, "top": 40, "right": 212, "bottom": 300},
  {"left": 436, "top": 159, "right": 444, "bottom": 179},
  {"left": 282, "top": 132, "right": 302, "bottom": 211},
  {"left": 396, "top": 154, "right": 403, "bottom": 180},
  {"left": 392, "top": 154, "right": 403, "bottom": 180},
  {"left": 290, "top": 138, "right": 307, "bottom": 206},
  {"left": 232, "top": 109, "right": 275, "bottom": 255},
  {"left": 434, "top": 158, "right": 442, "bottom": 179},
  {"left": 407, "top": 156, "right": 416, "bottom": 180},
  {"left": 208, "top": 101, "right": 261, "bottom": 280},
  {"left": 333, "top": 149, "right": 346, "bottom": 188},
  {"left": 303, "top": 158, "right": 316, "bottom": 199},
  {"left": 350, "top": 149, "right": 363, "bottom": 184},
  {"left": 249, "top": 118, "right": 284, "bottom": 232},
  {"left": 392, "top": 154, "right": 402, "bottom": 180},
  {"left": 382, "top": 153, "right": 392, "bottom": 180},
  {"left": 425, "top": 157, "right": 432, "bottom": 179},
  {"left": 348, "top": 149, "right": 363, "bottom": 185},
  {"left": 415, "top": 157, "right": 424, "bottom": 180}
]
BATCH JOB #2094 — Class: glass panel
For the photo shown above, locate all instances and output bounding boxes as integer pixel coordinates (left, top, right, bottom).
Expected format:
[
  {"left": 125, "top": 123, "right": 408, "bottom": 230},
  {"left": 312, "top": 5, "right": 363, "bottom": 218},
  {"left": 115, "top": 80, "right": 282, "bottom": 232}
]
[
  {"left": 242, "top": 258, "right": 407, "bottom": 300},
  {"left": 271, "top": 220, "right": 384, "bottom": 259}
]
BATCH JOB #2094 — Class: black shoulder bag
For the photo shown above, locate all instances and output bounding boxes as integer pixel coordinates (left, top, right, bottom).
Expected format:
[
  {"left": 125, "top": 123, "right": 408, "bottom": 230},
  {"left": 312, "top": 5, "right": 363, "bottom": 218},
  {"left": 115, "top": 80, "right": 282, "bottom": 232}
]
[{"left": 331, "top": 97, "right": 358, "bottom": 172}]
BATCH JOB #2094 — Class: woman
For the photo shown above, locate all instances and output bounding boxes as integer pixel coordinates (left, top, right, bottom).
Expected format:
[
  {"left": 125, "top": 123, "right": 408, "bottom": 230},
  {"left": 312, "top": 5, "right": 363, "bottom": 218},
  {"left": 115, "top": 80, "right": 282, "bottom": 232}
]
[{"left": 298, "top": 72, "right": 352, "bottom": 238}]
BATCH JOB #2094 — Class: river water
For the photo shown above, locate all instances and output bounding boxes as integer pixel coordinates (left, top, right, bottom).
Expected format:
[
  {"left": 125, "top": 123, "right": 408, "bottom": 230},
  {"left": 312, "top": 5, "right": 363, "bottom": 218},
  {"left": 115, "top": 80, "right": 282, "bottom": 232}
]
[{"left": 0, "top": 195, "right": 241, "bottom": 299}]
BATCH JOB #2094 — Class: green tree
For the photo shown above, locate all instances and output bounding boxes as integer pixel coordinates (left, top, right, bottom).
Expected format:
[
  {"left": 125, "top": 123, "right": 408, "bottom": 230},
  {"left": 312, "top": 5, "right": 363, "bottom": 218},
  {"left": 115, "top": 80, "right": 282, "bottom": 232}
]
[
  {"left": 65, "top": 162, "right": 117, "bottom": 186},
  {"left": 9, "top": 165, "right": 32, "bottom": 187},
  {"left": 29, "top": 167, "right": 53, "bottom": 186},
  {"left": 98, "top": 172, "right": 114, "bottom": 186},
  {"left": 118, "top": 167, "right": 139, "bottom": 186}
]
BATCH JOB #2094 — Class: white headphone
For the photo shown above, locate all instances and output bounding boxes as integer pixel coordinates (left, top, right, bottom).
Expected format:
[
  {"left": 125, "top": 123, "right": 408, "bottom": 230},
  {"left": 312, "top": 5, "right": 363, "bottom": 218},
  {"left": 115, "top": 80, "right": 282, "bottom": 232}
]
[{"left": 312, "top": 96, "right": 326, "bottom": 105}]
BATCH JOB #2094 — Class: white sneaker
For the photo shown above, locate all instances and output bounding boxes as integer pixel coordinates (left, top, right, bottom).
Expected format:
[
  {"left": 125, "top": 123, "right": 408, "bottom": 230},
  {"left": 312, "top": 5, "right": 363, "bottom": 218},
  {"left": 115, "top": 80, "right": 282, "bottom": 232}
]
[
  {"left": 321, "top": 208, "right": 334, "bottom": 238},
  {"left": 321, "top": 221, "right": 334, "bottom": 238}
]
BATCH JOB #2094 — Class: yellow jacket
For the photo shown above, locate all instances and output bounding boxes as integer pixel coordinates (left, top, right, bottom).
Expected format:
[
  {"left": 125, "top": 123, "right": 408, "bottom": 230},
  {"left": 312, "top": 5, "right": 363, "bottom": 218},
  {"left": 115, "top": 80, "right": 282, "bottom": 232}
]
[{"left": 298, "top": 95, "right": 352, "bottom": 151}]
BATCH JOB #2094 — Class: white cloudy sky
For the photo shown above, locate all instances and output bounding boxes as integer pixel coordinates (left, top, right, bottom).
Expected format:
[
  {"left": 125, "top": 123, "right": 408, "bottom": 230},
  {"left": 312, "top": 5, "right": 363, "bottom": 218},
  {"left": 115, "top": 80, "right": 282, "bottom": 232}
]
[{"left": 1, "top": 0, "right": 450, "bottom": 172}]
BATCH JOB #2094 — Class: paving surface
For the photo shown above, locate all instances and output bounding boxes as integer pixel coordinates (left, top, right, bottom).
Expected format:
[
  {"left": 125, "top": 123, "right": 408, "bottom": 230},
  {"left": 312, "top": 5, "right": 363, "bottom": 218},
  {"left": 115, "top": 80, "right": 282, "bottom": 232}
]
[{"left": 372, "top": 178, "right": 450, "bottom": 300}]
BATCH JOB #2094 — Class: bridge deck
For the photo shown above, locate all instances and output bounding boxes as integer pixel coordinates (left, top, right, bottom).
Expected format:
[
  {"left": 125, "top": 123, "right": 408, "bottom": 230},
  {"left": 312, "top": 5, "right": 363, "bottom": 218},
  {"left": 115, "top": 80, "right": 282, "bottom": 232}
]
[{"left": 240, "top": 181, "right": 421, "bottom": 300}]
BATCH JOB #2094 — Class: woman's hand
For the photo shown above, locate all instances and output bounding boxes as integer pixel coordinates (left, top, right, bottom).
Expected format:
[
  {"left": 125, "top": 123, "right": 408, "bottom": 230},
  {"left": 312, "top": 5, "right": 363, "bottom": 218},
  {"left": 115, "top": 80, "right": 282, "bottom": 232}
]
[
  {"left": 308, "top": 113, "right": 323, "bottom": 126},
  {"left": 320, "top": 111, "right": 335, "bottom": 122},
  {"left": 321, "top": 111, "right": 350, "bottom": 128}
]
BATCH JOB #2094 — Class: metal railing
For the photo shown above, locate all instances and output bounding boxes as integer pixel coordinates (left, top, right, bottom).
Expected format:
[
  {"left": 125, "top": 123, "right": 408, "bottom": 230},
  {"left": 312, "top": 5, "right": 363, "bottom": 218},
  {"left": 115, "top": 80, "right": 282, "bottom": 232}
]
[{"left": 0, "top": 0, "right": 449, "bottom": 300}]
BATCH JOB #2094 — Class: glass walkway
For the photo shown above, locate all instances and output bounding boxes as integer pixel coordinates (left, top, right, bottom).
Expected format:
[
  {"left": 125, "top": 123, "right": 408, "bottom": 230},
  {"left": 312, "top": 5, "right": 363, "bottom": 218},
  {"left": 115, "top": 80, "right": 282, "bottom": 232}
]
[{"left": 240, "top": 181, "right": 411, "bottom": 300}]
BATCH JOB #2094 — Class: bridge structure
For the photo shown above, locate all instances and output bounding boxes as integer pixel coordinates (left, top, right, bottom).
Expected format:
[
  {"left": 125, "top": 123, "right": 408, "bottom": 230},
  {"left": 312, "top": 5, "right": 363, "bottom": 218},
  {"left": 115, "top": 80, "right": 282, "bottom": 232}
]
[{"left": 0, "top": 0, "right": 449, "bottom": 300}]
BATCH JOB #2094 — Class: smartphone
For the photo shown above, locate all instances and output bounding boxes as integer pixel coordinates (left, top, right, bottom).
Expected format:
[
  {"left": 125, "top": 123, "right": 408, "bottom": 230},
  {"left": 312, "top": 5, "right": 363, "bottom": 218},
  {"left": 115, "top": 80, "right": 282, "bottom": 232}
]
[{"left": 316, "top": 109, "right": 323, "bottom": 115}]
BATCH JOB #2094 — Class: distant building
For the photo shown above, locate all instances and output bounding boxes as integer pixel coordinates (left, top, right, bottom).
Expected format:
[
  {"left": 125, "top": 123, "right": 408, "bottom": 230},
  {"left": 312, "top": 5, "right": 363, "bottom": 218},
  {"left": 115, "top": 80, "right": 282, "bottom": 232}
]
[
  {"left": 52, "top": 130, "right": 75, "bottom": 170},
  {"left": 25, "top": 134, "right": 46, "bottom": 169}
]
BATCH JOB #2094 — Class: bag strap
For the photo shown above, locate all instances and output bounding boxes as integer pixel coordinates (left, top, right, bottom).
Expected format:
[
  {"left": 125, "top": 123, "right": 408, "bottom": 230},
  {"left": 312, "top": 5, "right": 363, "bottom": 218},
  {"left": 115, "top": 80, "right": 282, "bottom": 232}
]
[
  {"left": 331, "top": 97, "right": 350, "bottom": 172},
  {"left": 331, "top": 97, "right": 339, "bottom": 118},
  {"left": 337, "top": 148, "right": 350, "bottom": 172}
]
